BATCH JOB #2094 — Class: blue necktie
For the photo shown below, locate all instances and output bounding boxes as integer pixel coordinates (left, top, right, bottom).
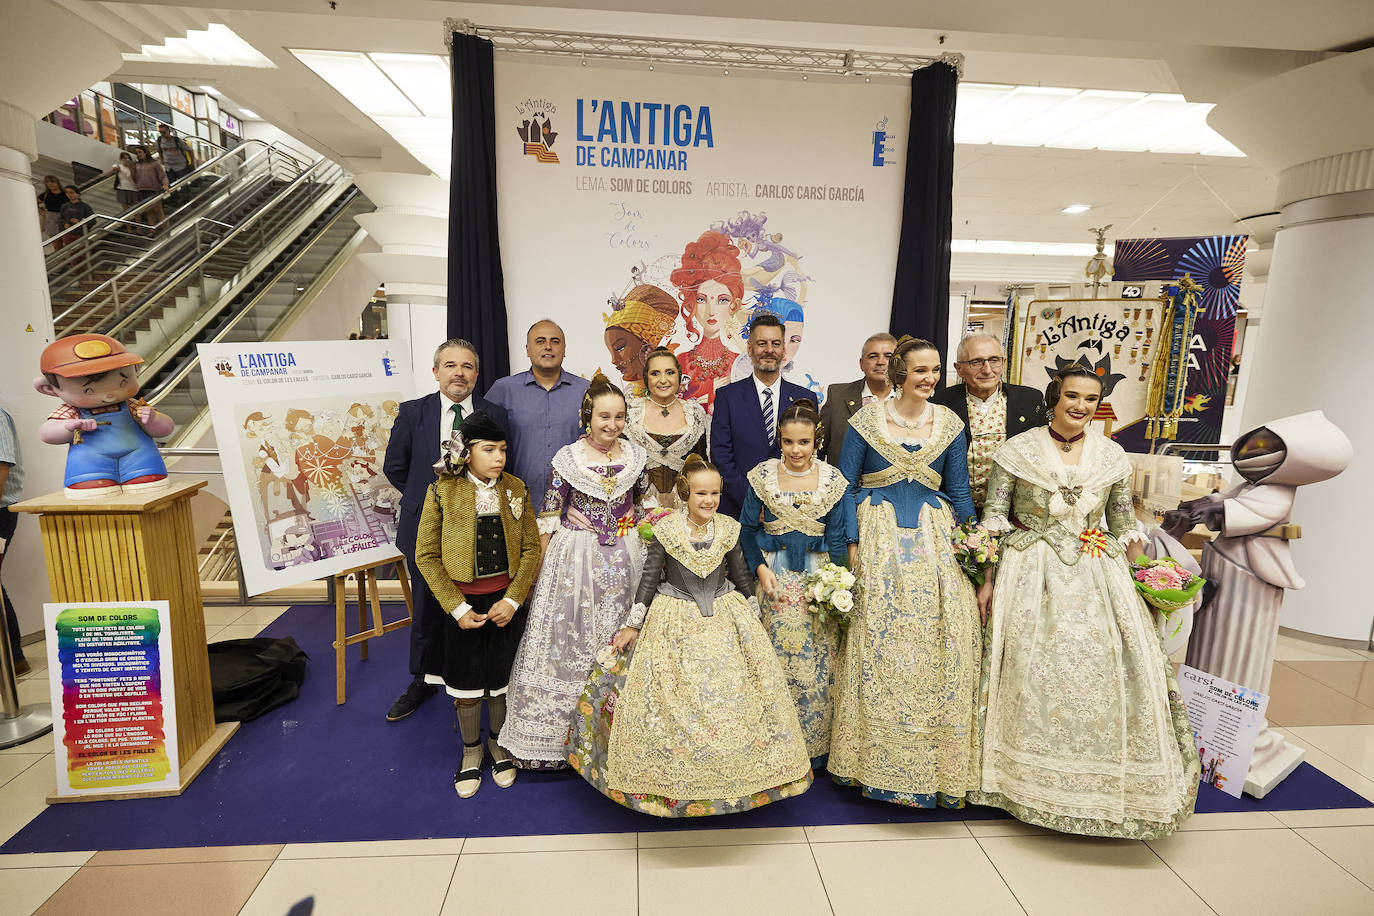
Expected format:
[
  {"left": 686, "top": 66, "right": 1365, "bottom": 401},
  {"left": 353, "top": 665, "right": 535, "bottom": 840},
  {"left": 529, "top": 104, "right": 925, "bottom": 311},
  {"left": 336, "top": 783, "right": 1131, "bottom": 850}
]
[{"left": 763, "top": 388, "right": 775, "bottom": 446}]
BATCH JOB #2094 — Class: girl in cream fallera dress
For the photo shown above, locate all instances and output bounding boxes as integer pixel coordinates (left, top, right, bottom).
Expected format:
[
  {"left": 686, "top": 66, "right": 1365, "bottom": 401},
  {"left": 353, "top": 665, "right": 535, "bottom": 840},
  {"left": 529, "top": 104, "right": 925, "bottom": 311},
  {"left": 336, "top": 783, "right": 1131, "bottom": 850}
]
[{"left": 567, "top": 457, "right": 812, "bottom": 817}]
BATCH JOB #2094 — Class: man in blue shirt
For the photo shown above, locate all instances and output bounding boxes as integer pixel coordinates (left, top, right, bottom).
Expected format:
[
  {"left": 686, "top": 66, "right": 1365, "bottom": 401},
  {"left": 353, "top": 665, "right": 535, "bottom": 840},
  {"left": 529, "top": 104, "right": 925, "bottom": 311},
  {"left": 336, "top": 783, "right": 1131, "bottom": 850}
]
[
  {"left": 0, "top": 405, "right": 28, "bottom": 674},
  {"left": 485, "top": 320, "right": 588, "bottom": 505}
]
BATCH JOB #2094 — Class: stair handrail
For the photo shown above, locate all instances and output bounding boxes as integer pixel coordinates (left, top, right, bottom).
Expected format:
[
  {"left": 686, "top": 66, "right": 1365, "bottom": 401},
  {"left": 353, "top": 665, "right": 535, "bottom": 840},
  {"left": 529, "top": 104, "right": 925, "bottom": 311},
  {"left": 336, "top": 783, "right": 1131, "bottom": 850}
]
[
  {"left": 95, "top": 157, "right": 347, "bottom": 348},
  {"left": 51, "top": 144, "right": 321, "bottom": 324},
  {"left": 144, "top": 187, "right": 362, "bottom": 405}
]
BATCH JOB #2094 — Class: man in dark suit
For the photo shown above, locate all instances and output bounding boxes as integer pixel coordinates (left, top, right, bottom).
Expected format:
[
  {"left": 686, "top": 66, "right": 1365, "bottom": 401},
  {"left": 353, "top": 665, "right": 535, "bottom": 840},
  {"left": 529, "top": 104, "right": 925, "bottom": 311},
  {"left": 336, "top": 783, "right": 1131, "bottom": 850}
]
[
  {"left": 818, "top": 332, "right": 896, "bottom": 461},
  {"left": 382, "top": 338, "right": 508, "bottom": 722},
  {"left": 710, "top": 313, "right": 810, "bottom": 518},
  {"left": 934, "top": 332, "right": 1046, "bottom": 510}
]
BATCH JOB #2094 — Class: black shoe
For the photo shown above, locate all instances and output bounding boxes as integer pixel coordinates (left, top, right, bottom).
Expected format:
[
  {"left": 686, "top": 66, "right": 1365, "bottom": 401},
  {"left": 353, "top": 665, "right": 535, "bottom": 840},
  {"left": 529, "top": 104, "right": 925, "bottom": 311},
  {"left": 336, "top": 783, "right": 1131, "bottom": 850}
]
[{"left": 386, "top": 681, "right": 436, "bottom": 721}]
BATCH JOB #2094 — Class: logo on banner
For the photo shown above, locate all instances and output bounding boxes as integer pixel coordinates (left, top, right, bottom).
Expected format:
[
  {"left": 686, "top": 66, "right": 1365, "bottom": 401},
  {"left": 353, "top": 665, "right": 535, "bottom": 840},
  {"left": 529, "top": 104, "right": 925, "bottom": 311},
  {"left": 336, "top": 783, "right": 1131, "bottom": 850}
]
[
  {"left": 214, "top": 359, "right": 235, "bottom": 377},
  {"left": 515, "top": 98, "right": 560, "bottom": 164},
  {"left": 872, "top": 116, "right": 897, "bottom": 167},
  {"left": 381, "top": 352, "right": 397, "bottom": 376}
]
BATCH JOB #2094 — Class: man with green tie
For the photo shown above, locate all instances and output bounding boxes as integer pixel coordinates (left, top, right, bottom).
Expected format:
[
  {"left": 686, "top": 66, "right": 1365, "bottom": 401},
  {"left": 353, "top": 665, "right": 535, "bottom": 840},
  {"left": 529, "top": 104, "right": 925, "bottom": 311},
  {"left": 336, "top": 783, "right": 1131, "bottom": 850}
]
[{"left": 382, "top": 339, "right": 509, "bottom": 721}]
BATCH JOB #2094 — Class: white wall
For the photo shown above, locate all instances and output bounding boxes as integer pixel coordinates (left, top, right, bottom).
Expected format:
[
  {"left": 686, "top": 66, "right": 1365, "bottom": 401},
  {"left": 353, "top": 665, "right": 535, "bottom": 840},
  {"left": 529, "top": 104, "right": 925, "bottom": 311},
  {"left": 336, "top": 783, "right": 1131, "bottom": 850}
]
[
  {"left": 34, "top": 119, "right": 122, "bottom": 173},
  {"left": 1241, "top": 209, "right": 1373, "bottom": 641}
]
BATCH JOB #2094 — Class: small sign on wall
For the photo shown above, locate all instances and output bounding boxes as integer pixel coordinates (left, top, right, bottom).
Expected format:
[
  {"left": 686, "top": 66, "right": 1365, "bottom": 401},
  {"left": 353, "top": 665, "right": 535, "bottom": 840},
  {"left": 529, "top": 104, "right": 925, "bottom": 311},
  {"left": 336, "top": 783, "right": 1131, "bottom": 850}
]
[{"left": 44, "top": 601, "right": 180, "bottom": 797}]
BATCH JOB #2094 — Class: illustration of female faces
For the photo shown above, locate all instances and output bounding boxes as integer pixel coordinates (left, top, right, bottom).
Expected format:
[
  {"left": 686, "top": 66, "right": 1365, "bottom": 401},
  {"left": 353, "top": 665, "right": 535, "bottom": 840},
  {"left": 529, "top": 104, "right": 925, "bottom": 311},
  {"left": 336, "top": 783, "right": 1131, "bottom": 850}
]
[
  {"left": 670, "top": 230, "right": 745, "bottom": 412},
  {"left": 603, "top": 283, "right": 679, "bottom": 385}
]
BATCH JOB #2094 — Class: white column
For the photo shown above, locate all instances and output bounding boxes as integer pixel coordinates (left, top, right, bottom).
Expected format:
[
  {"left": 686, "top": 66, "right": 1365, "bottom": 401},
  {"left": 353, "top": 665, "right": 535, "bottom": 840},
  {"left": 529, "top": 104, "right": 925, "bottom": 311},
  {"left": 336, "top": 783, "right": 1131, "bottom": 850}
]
[
  {"left": 0, "top": 110, "right": 65, "bottom": 640},
  {"left": 352, "top": 173, "right": 450, "bottom": 393},
  {"left": 1210, "top": 49, "right": 1374, "bottom": 640}
]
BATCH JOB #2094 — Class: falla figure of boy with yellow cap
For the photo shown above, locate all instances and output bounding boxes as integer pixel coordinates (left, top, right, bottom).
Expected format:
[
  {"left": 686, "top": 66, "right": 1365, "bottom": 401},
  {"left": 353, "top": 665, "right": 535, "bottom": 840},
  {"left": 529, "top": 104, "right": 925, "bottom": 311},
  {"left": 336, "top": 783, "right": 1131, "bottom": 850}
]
[{"left": 34, "top": 334, "right": 175, "bottom": 499}]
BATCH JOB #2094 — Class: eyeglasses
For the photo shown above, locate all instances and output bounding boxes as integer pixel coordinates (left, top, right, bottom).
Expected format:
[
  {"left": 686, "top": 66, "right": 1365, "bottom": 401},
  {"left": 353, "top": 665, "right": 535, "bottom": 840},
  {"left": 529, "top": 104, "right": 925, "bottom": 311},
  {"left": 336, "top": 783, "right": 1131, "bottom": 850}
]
[{"left": 959, "top": 357, "right": 1004, "bottom": 370}]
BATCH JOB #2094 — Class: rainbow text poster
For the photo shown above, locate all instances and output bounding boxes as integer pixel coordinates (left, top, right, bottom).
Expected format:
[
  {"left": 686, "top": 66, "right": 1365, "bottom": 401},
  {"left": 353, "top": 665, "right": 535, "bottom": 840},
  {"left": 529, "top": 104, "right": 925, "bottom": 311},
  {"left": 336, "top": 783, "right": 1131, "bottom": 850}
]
[{"left": 43, "top": 602, "right": 180, "bottom": 797}]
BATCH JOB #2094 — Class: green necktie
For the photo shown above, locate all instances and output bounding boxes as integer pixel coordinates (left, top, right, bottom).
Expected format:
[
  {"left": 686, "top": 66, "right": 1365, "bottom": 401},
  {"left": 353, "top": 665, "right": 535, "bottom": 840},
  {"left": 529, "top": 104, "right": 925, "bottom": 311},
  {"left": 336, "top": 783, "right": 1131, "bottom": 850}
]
[{"left": 451, "top": 402, "right": 464, "bottom": 431}]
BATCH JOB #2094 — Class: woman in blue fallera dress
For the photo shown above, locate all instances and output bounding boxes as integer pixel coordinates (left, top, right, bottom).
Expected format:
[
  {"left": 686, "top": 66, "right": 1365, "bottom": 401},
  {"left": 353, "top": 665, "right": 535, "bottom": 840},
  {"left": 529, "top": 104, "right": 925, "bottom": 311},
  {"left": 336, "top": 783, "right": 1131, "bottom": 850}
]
[
  {"left": 740, "top": 399, "right": 849, "bottom": 765},
  {"left": 829, "top": 337, "right": 983, "bottom": 808}
]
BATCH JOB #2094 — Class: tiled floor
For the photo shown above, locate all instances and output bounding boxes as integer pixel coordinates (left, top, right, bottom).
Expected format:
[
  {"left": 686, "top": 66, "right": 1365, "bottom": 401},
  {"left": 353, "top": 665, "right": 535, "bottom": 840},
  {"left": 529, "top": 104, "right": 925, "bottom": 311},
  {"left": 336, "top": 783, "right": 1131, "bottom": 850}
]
[{"left": 3, "top": 613, "right": 1374, "bottom": 914}]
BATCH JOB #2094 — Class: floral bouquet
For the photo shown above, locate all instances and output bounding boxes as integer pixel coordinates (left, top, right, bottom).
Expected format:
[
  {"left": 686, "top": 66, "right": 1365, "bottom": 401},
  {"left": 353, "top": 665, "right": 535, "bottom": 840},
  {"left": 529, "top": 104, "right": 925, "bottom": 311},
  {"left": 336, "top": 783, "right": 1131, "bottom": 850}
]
[
  {"left": 805, "top": 562, "right": 856, "bottom": 629},
  {"left": 951, "top": 520, "right": 999, "bottom": 587},
  {"left": 1131, "top": 556, "right": 1206, "bottom": 636},
  {"left": 637, "top": 508, "right": 674, "bottom": 542}
]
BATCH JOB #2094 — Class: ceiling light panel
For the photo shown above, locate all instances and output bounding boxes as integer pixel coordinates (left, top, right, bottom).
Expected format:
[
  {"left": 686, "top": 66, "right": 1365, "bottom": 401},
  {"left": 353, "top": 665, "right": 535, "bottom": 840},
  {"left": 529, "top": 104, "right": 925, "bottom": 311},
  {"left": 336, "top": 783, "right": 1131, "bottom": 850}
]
[
  {"left": 955, "top": 84, "right": 1242, "bottom": 157},
  {"left": 291, "top": 49, "right": 419, "bottom": 118},
  {"left": 370, "top": 53, "right": 451, "bottom": 118}
]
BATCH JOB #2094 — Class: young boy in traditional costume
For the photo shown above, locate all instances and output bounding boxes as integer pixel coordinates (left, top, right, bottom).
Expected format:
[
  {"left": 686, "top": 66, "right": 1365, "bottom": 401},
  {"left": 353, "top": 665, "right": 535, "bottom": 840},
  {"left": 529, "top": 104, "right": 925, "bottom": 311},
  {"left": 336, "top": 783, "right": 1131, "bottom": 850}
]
[{"left": 414, "top": 411, "right": 540, "bottom": 798}]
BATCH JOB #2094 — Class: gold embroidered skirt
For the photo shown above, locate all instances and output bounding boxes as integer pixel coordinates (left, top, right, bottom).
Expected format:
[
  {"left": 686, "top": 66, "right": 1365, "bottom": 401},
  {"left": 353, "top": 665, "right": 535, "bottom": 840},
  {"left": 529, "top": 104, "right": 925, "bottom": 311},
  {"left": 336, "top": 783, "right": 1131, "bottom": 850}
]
[
  {"left": 970, "top": 542, "right": 1199, "bottom": 837},
  {"left": 602, "top": 591, "right": 812, "bottom": 806},
  {"left": 828, "top": 500, "right": 982, "bottom": 807},
  {"left": 760, "top": 560, "right": 841, "bottom": 761}
]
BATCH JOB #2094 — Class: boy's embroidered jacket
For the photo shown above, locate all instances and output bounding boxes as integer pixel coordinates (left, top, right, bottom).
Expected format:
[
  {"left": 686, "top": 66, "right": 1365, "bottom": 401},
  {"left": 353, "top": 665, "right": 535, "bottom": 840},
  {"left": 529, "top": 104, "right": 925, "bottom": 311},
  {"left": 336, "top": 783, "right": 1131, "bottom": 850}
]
[{"left": 414, "top": 471, "right": 540, "bottom": 612}]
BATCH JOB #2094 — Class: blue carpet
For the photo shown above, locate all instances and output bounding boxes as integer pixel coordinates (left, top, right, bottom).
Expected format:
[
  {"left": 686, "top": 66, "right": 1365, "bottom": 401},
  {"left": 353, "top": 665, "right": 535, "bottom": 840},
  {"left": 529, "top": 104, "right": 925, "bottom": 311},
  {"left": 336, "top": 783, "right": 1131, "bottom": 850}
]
[{"left": 4, "top": 603, "right": 1369, "bottom": 854}]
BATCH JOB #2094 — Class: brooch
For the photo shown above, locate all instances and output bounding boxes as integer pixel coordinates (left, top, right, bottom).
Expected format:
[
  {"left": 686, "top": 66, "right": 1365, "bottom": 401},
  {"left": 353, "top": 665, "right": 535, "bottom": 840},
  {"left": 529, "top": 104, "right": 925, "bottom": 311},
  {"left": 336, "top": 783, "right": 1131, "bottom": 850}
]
[{"left": 508, "top": 491, "right": 522, "bottom": 519}]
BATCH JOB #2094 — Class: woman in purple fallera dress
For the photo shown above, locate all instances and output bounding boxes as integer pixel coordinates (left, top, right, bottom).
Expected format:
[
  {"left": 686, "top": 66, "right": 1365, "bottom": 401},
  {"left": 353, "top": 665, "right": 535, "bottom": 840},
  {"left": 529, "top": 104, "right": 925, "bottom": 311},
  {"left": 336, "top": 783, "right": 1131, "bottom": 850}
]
[{"left": 501, "top": 374, "right": 653, "bottom": 768}]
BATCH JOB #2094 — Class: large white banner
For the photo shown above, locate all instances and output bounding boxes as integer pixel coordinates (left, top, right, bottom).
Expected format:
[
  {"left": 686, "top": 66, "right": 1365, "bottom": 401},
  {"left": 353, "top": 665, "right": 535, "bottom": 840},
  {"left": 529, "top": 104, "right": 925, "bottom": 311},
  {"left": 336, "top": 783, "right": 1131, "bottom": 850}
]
[
  {"left": 495, "top": 59, "right": 910, "bottom": 410},
  {"left": 198, "top": 340, "right": 415, "bottom": 596}
]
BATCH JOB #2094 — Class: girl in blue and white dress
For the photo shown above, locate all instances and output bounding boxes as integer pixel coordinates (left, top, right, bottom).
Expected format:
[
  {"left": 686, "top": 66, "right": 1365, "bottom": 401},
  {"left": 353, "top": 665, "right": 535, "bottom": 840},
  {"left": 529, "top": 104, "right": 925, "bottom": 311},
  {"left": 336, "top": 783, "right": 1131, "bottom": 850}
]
[{"left": 740, "top": 399, "right": 849, "bottom": 765}]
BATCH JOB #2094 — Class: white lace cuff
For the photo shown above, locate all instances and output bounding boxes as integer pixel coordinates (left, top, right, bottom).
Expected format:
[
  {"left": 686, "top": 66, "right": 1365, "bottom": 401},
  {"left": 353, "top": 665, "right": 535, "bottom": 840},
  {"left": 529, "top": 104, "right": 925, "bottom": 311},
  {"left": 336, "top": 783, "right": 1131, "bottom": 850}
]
[
  {"left": 624, "top": 602, "right": 648, "bottom": 629},
  {"left": 500, "top": 596, "right": 521, "bottom": 612},
  {"left": 1118, "top": 528, "right": 1148, "bottom": 557},
  {"left": 451, "top": 602, "right": 472, "bottom": 621},
  {"left": 982, "top": 516, "right": 1013, "bottom": 535},
  {"left": 537, "top": 514, "right": 560, "bottom": 536},
  {"left": 746, "top": 595, "right": 761, "bottom": 618}
]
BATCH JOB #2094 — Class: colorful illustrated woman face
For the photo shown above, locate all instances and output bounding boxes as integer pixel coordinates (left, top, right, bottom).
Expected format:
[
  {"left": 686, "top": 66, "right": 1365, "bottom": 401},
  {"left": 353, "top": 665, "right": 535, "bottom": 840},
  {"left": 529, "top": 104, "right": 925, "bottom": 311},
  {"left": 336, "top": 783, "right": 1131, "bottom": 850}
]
[
  {"left": 693, "top": 279, "right": 734, "bottom": 339},
  {"left": 604, "top": 327, "right": 650, "bottom": 381}
]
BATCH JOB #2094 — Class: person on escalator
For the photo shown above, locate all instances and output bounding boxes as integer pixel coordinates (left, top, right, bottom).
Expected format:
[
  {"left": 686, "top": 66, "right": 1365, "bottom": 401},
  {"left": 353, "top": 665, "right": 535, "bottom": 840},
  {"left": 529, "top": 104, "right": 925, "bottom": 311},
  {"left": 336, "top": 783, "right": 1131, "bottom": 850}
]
[
  {"left": 129, "top": 145, "right": 169, "bottom": 232},
  {"left": 101, "top": 151, "right": 140, "bottom": 213},
  {"left": 156, "top": 124, "right": 196, "bottom": 185}
]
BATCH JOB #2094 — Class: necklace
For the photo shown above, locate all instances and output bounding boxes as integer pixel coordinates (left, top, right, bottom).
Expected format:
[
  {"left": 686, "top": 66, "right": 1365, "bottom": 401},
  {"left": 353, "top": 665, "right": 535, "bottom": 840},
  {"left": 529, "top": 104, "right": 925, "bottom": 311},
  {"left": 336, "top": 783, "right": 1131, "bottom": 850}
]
[
  {"left": 684, "top": 512, "right": 713, "bottom": 540},
  {"left": 887, "top": 399, "right": 932, "bottom": 430},
  {"left": 1048, "top": 426, "right": 1086, "bottom": 452},
  {"left": 781, "top": 460, "right": 816, "bottom": 478},
  {"left": 584, "top": 436, "right": 616, "bottom": 457},
  {"left": 648, "top": 395, "right": 676, "bottom": 418}
]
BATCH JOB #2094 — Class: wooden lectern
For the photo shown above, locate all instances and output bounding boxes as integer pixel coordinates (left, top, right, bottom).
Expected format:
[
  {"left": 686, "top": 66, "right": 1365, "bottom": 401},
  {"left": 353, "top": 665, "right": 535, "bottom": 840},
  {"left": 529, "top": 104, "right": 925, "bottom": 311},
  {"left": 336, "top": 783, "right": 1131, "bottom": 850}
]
[{"left": 12, "top": 478, "right": 238, "bottom": 802}]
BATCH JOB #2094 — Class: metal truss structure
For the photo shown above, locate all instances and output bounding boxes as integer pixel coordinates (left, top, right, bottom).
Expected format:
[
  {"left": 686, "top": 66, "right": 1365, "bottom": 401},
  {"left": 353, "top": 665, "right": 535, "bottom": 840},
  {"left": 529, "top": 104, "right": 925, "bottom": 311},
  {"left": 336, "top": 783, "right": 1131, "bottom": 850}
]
[{"left": 443, "top": 17, "right": 963, "bottom": 79}]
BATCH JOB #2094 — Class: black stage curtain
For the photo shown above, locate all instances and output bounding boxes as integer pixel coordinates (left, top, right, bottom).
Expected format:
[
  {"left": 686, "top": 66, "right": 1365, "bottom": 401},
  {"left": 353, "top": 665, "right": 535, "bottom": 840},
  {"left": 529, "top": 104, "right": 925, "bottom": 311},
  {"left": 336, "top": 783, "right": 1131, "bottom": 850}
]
[
  {"left": 447, "top": 33, "right": 511, "bottom": 380},
  {"left": 888, "top": 61, "right": 958, "bottom": 363}
]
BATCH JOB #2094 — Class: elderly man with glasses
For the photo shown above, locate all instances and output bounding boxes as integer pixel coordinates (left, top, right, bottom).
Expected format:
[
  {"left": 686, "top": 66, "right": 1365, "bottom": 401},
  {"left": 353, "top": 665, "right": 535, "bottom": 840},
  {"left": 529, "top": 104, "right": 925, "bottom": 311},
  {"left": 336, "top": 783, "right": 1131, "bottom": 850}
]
[{"left": 934, "top": 332, "right": 1046, "bottom": 509}]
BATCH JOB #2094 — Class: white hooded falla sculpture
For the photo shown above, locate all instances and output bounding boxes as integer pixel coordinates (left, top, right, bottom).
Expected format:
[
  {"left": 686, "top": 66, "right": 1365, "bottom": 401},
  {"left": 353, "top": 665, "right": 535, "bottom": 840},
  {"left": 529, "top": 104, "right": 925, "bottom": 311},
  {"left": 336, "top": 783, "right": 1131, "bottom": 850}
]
[{"left": 1173, "top": 410, "right": 1353, "bottom": 797}]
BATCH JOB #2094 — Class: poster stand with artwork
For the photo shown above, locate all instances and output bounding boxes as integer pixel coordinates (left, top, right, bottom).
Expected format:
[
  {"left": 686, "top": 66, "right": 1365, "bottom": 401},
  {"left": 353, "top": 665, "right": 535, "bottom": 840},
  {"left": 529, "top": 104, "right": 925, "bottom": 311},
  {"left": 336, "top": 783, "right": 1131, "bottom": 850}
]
[
  {"left": 332, "top": 558, "right": 412, "bottom": 705},
  {"left": 1009, "top": 297, "right": 1171, "bottom": 447},
  {"left": 11, "top": 479, "right": 239, "bottom": 802}
]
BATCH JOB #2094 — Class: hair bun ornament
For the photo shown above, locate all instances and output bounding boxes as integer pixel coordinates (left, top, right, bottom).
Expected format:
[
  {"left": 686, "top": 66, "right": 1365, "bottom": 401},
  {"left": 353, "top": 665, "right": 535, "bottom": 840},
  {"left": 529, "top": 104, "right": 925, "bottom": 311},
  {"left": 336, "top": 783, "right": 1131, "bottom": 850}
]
[{"left": 434, "top": 431, "right": 470, "bottom": 476}]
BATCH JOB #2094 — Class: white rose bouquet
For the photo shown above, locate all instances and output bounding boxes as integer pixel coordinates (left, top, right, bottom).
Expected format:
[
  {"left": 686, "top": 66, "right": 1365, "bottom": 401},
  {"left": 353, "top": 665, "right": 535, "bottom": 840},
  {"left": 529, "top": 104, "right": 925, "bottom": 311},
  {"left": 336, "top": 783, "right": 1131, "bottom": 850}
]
[{"left": 804, "top": 562, "right": 856, "bottom": 630}]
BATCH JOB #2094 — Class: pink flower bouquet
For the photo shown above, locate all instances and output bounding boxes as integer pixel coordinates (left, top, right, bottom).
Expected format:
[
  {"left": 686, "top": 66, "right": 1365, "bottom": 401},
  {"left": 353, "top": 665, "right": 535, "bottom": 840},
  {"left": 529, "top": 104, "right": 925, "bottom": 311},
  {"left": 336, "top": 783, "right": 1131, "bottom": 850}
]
[
  {"left": 951, "top": 520, "right": 999, "bottom": 587},
  {"left": 1130, "top": 555, "right": 1206, "bottom": 613}
]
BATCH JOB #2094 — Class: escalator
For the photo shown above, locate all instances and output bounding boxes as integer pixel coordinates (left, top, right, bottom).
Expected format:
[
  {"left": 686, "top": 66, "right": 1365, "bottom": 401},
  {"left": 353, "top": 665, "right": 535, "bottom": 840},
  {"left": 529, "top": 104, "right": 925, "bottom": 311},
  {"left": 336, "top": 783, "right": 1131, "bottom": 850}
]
[{"left": 48, "top": 146, "right": 355, "bottom": 394}]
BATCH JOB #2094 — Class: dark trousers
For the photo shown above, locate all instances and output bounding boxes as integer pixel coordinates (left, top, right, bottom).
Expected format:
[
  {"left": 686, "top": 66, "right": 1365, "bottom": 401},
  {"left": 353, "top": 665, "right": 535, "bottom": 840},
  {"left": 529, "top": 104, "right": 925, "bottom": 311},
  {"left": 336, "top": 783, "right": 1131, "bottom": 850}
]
[
  {"left": 0, "top": 509, "right": 25, "bottom": 663},
  {"left": 405, "top": 552, "right": 442, "bottom": 681}
]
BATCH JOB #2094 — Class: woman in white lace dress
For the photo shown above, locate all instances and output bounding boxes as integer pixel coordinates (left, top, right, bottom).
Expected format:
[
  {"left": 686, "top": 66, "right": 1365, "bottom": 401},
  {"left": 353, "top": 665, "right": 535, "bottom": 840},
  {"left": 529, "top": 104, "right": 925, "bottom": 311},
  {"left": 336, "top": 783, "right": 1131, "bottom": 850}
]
[{"left": 970, "top": 365, "right": 1198, "bottom": 838}]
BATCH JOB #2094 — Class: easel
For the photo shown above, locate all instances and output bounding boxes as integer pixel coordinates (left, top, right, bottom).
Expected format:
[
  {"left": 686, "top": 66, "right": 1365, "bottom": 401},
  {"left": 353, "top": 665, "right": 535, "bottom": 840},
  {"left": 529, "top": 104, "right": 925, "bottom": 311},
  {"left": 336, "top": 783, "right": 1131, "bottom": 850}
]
[{"left": 332, "top": 557, "right": 412, "bottom": 705}]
